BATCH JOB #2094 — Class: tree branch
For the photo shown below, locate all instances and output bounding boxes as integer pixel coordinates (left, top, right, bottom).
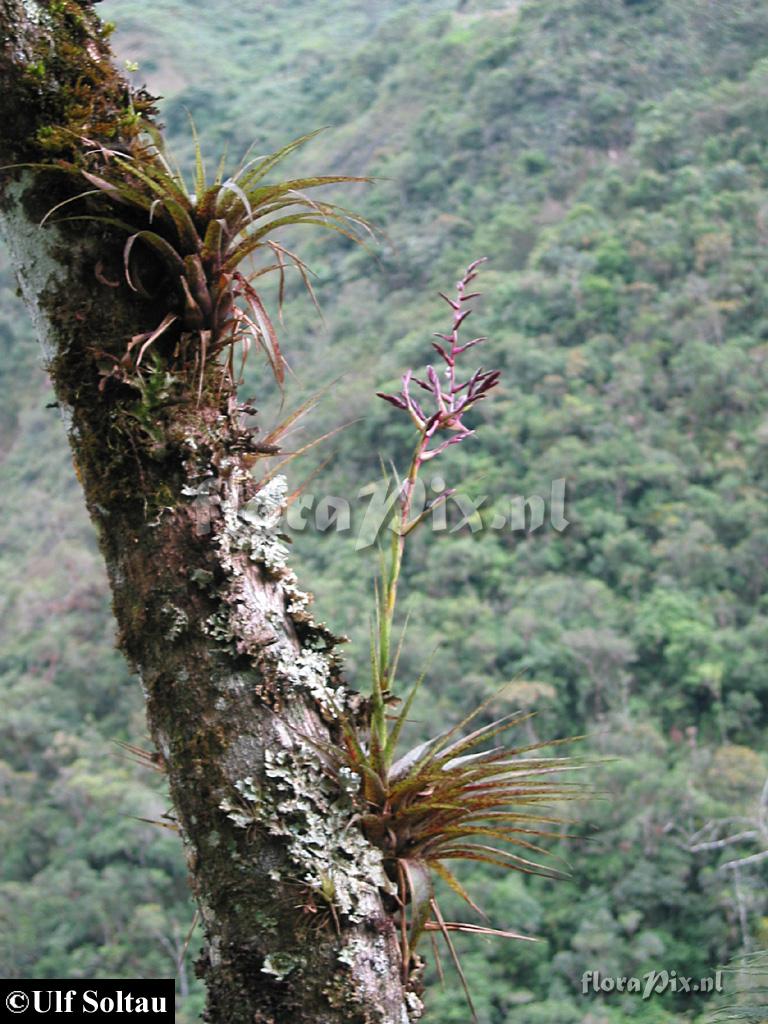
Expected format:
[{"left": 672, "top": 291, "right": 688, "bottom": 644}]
[{"left": 0, "top": 2, "right": 415, "bottom": 1021}]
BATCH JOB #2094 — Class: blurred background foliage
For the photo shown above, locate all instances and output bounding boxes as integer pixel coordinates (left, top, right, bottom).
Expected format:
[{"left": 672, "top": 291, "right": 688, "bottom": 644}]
[{"left": 1, "top": 0, "right": 767, "bottom": 1021}]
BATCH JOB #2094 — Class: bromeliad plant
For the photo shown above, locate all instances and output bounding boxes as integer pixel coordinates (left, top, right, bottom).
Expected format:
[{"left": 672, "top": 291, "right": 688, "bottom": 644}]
[
  {"left": 322, "top": 260, "right": 579, "bottom": 1014},
  {"left": 33, "top": 125, "right": 370, "bottom": 397}
]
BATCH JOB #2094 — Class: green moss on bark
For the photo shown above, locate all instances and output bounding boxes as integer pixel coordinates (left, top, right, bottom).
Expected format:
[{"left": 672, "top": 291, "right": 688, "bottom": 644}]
[{"left": 0, "top": 0, "right": 155, "bottom": 163}]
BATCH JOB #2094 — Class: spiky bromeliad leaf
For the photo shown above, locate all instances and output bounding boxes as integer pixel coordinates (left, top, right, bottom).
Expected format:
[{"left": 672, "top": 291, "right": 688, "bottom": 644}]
[
  {"left": 332, "top": 680, "right": 582, "bottom": 1005},
  {"left": 21, "top": 124, "right": 373, "bottom": 396}
]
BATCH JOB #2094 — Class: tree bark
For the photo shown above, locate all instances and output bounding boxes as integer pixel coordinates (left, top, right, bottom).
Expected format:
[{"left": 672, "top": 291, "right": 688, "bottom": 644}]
[{"left": 0, "top": 2, "right": 416, "bottom": 1021}]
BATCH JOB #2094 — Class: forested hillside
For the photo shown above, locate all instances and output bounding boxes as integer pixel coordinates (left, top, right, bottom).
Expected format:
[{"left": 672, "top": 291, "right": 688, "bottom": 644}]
[{"left": 1, "top": 1, "right": 767, "bottom": 1022}]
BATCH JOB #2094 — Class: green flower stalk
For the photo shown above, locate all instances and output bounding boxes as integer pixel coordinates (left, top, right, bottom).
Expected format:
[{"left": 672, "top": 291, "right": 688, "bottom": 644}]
[{"left": 372, "top": 257, "right": 500, "bottom": 769}]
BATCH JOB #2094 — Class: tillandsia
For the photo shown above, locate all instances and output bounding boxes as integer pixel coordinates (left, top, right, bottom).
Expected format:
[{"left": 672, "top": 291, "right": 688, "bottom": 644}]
[
  {"left": 10, "top": 124, "right": 371, "bottom": 401},
  {"left": 319, "top": 260, "right": 581, "bottom": 1019}
]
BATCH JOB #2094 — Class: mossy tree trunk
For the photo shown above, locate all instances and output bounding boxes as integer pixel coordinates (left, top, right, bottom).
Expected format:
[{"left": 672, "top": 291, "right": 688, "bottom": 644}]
[{"left": 0, "top": 2, "right": 415, "bottom": 1021}]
